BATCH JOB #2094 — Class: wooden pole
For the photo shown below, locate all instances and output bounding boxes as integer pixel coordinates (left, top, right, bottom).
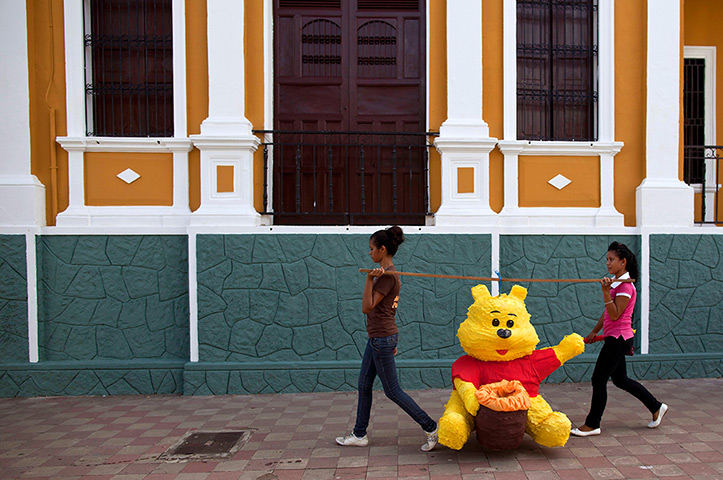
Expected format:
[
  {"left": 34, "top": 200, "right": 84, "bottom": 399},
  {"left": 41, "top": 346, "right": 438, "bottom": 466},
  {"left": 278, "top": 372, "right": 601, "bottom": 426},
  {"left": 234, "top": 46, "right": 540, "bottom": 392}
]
[{"left": 358, "top": 269, "right": 635, "bottom": 283}]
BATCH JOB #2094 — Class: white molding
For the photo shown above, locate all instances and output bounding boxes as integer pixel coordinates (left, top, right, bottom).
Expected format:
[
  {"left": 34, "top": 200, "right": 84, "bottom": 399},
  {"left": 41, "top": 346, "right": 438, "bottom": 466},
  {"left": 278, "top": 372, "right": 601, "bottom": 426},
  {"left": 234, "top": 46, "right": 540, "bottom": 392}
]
[
  {"left": 25, "top": 231, "right": 39, "bottom": 363},
  {"left": 189, "top": 232, "right": 198, "bottom": 362},
  {"left": 503, "top": 0, "right": 516, "bottom": 140},
  {"left": 433, "top": 137, "right": 498, "bottom": 225},
  {"left": 498, "top": 207, "right": 624, "bottom": 227},
  {"left": 172, "top": 0, "right": 187, "bottom": 137},
  {"left": 497, "top": 141, "right": 623, "bottom": 157},
  {"left": 640, "top": 230, "right": 650, "bottom": 354},
  {"left": 63, "top": 0, "right": 85, "bottom": 137},
  {"left": 57, "top": 137, "right": 193, "bottom": 153}
]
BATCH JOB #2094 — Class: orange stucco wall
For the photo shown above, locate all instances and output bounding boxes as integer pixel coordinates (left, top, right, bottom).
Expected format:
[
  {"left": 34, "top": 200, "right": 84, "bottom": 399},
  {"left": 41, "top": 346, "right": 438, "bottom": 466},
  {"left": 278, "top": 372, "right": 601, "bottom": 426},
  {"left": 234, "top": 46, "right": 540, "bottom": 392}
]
[
  {"left": 483, "top": 0, "right": 504, "bottom": 213},
  {"left": 26, "top": 0, "right": 68, "bottom": 226},
  {"left": 85, "top": 153, "right": 174, "bottom": 206},
  {"left": 613, "top": 0, "right": 647, "bottom": 226},
  {"left": 186, "top": 0, "right": 208, "bottom": 212},
  {"left": 428, "top": 0, "right": 445, "bottom": 212},
  {"left": 518, "top": 156, "right": 600, "bottom": 208}
]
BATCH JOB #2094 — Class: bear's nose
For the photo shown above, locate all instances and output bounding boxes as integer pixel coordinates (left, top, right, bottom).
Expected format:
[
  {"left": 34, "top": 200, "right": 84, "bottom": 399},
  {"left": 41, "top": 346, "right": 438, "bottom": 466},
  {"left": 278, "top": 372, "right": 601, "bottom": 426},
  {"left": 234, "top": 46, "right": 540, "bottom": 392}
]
[{"left": 497, "top": 329, "right": 512, "bottom": 339}]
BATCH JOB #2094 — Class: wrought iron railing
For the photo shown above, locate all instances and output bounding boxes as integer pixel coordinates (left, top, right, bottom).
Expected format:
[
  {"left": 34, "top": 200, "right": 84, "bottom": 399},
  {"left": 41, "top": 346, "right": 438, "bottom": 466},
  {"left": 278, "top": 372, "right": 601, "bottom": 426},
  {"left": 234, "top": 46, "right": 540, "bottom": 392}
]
[
  {"left": 254, "top": 130, "right": 436, "bottom": 225},
  {"left": 684, "top": 145, "right": 722, "bottom": 224}
]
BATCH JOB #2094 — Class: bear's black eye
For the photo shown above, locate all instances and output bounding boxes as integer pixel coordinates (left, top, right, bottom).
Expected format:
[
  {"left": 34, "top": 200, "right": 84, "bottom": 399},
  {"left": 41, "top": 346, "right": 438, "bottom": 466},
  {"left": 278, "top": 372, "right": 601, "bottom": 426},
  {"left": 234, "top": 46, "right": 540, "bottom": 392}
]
[
  {"left": 507, "top": 320, "right": 514, "bottom": 328},
  {"left": 492, "top": 319, "right": 500, "bottom": 327}
]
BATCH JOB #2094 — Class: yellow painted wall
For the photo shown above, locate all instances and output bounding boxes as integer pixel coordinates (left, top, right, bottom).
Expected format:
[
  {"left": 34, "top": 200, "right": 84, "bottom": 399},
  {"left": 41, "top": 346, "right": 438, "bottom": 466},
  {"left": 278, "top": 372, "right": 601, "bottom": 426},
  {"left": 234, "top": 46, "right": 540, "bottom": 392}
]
[
  {"left": 85, "top": 153, "right": 173, "bottom": 206},
  {"left": 246, "top": 0, "right": 266, "bottom": 212},
  {"left": 26, "top": 0, "right": 68, "bottom": 226},
  {"left": 428, "top": 0, "right": 446, "bottom": 212},
  {"left": 518, "top": 156, "right": 600, "bottom": 207},
  {"left": 483, "top": 0, "right": 504, "bottom": 213},
  {"left": 186, "top": 0, "right": 208, "bottom": 212},
  {"left": 613, "top": 0, "right": 647, "bottom": 226}
]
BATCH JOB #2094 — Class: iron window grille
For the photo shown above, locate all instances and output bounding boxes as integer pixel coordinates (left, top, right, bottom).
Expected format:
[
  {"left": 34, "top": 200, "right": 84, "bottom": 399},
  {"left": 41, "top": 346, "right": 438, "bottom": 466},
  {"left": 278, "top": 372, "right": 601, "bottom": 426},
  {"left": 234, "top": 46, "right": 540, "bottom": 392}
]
[
  {"left": 517, "top": 0, "right": 598, "bottom": 141},
  {"left": 684, "top": 58, "right": 706, "bottom": 185},
  {"left": 84, "top": 0, "right": 174, "bottom": 137}
]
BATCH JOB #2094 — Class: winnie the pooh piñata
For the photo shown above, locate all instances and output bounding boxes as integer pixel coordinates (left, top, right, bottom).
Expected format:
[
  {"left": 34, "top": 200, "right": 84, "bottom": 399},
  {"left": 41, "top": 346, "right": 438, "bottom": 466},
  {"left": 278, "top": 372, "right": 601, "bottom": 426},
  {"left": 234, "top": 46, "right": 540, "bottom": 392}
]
[{"left": 438, "top": 284, "right": 585, "bottom": 449}]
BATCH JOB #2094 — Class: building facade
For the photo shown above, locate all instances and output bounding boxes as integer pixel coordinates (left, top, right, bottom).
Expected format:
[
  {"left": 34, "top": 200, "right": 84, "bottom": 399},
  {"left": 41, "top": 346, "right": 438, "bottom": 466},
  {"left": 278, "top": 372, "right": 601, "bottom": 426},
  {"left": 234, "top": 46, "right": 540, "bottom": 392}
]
[{"left": 0, "top": 0, "right": 721, "bottom": 397}]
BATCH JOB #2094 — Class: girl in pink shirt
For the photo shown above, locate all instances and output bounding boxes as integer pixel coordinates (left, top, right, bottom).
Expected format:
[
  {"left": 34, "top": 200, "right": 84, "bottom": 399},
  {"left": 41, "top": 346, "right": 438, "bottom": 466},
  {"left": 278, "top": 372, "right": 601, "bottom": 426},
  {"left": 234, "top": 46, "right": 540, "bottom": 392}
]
[{"left": 571, "top": 242, "right": 668, "bottom": 437}]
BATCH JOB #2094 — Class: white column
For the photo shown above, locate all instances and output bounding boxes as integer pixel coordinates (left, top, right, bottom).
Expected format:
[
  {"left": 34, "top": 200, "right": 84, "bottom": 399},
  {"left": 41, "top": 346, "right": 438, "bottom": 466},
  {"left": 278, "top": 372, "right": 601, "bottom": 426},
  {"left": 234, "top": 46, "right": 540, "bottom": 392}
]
[
  {"left": 635, "top": 0, "right": 694, "bottom": 227},
  {"left": 0, "top": 0, "right": 46, "bottom": 227},
  {"left": 434, "top": 0, "right": 497, "bottom": 225},
  {"left": 190, "top": 0, "right": 261, "bottom": 225}
]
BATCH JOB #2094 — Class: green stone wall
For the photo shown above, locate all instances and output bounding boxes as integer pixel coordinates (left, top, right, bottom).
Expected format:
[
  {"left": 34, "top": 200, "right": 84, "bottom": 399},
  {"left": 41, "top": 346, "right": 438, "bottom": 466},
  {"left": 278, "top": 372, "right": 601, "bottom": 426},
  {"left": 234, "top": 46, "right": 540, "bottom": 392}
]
[
  {"left": 499, "top": 235, "right": 641, "bottom": 382},
  {"left": 0, "top": 236, "right": 189, "bottom": 397},
  {"left": 36, "top": 236, "right": 189, "bottom": 361},
  {"left": 0, "top": 235, "right": 28, "bottom": 362},
  {"left": 189, "top": 233, "right": 491, "bottom": 394},
  {"left": 649, "top": 235, "right": 723, "bottom": 358},
  {"left": 2, "top": 232, "right": 721, "bottom": 397}
]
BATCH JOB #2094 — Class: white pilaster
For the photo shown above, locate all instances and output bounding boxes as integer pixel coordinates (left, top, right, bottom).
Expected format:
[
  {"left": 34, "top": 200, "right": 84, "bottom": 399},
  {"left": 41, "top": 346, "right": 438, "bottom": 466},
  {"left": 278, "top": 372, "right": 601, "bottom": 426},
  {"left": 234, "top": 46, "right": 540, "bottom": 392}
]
[
  {"left": 434, "top": 0, "right": 497, "bottom": 225},
  {"left": 0, "top": 0, "right": 46, "bottom": 227},
  {"left": 190, "top": 0, "right": 261, "bottom": 225},
  {"left": 635, "top": 0, "right": 694, "bottom": 227}
]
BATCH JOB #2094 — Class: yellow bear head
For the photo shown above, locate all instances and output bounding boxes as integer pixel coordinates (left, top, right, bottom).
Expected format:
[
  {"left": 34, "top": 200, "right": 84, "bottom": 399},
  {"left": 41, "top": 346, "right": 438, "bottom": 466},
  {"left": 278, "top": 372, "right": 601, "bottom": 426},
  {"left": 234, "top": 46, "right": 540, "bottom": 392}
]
[{"left": 457, "top": 284, "right": 539, "bottom": 362}]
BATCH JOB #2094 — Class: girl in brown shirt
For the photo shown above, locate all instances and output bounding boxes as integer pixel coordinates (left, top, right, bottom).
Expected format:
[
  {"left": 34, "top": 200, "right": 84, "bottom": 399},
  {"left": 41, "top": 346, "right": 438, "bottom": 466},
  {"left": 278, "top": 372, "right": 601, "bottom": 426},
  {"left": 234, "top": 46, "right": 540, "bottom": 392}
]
[{"left": 336, "top": 226, "right": 438, "bottom": 451}]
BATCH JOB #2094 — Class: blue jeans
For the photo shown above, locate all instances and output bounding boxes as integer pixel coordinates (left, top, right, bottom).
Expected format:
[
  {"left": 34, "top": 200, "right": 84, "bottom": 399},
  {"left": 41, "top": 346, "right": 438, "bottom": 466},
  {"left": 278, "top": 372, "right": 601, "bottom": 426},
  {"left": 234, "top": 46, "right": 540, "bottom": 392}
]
[{"left": 353, "top": 334, "right": 437, "bottom": 437}]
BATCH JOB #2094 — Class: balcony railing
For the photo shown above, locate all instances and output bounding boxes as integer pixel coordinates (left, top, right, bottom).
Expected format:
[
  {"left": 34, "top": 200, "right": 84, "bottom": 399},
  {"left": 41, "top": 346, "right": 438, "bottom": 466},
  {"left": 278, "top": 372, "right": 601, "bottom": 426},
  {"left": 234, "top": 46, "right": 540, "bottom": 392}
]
[
  {"left": 684, "top": 145, "right": 722, "bottom": 224},
  {"left": 254, "top": 130, "right": 435, "bottom": 225}
]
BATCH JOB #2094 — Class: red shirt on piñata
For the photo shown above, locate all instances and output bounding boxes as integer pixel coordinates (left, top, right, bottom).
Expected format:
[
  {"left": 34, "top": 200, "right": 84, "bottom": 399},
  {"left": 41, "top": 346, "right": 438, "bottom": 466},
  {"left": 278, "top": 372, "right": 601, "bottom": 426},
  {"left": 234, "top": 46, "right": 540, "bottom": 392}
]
[{"left": 451, "top": 349, "right": 561, "bottom": 398}]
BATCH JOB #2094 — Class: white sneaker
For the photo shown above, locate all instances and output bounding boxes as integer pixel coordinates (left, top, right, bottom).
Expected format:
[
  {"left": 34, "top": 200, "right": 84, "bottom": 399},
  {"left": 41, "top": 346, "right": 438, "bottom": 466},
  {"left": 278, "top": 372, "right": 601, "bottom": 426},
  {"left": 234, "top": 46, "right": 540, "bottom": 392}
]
[
  {"left": 335, "top": 433, "right": 369, "bottom": 446},
  {"left": 648, "top": 403, "right": 668, "bottom": 428},
  {"left": 570, "top": 427, "right": 601, "bottom": 437},
  {"left": 420, "top": 427, "right": 438, "bottom": 452}
]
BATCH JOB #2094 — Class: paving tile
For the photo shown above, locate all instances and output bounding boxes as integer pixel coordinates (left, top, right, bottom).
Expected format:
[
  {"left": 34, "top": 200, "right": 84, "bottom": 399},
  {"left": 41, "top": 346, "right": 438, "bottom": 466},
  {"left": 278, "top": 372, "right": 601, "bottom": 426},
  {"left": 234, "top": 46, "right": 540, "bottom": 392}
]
[{"left": 0, "top": 379, "right": 722, "bottom": 480}]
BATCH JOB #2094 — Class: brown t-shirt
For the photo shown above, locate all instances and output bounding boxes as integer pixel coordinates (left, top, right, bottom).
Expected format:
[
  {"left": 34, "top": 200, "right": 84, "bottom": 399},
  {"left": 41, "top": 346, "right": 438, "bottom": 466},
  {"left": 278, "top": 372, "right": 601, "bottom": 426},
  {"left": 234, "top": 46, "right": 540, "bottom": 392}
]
[{"left": 366, "top": 266, "right": 400, "bottom": 338}]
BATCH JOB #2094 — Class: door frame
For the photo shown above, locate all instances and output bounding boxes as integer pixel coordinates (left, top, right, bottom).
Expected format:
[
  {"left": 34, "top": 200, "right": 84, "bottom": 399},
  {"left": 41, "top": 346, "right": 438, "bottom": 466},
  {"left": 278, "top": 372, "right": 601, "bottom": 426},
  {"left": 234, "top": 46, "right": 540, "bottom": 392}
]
[
  {"left": 684, "top": 45, "right": 717, "bottom": 222},
  {"left": 262, "top": 0, "right": 431, "bottom": 218}
]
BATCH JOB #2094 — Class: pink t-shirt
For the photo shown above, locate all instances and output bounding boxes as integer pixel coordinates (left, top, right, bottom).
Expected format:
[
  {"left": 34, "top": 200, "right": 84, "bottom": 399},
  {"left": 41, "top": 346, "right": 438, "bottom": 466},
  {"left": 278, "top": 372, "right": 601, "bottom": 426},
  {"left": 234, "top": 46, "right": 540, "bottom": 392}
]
[{"left": 603, "top": 273, "right": 636, "bottom": 340}]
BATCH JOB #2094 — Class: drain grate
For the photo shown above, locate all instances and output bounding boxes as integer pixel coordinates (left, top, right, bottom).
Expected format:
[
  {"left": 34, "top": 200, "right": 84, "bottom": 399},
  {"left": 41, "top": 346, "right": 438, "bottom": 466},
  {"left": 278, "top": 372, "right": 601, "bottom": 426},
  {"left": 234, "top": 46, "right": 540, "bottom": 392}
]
[{"left": 159, "top": 430, "right": 252, "bottom": 462}]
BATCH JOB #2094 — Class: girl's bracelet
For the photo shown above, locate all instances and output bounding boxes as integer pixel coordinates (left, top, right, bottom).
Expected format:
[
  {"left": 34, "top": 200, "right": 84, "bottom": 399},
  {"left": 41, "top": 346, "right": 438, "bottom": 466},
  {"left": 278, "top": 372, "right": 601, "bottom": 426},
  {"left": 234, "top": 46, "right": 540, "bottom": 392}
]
[{"left": 604, "top": 300, "right": 614, "bottom": 305}]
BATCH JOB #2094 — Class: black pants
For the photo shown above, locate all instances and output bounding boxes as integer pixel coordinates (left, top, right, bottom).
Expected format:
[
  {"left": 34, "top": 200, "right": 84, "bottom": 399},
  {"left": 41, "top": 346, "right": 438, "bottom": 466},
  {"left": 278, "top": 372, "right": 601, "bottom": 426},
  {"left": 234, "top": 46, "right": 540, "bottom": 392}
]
[{"left": 585, "top": 336, "right": 662, "bottom": 429}]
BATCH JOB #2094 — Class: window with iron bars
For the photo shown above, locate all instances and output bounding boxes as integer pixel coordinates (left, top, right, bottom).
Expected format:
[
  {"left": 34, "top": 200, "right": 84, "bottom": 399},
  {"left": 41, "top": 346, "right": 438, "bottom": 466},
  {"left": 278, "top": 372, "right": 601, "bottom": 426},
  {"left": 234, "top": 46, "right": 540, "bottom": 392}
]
[
  {"left": 84, "top": 0, "right": 173, "bottom": 137},
  {"left": 517, "top": 0, "right": 598, "bottom": 141}
]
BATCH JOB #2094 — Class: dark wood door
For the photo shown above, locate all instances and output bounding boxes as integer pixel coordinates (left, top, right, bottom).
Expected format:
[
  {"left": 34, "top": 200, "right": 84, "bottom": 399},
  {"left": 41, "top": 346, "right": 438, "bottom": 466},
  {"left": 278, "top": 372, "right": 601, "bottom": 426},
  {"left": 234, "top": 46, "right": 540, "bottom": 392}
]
[{"left": 274, "top": 0, "right": 426, "bottom": 225}]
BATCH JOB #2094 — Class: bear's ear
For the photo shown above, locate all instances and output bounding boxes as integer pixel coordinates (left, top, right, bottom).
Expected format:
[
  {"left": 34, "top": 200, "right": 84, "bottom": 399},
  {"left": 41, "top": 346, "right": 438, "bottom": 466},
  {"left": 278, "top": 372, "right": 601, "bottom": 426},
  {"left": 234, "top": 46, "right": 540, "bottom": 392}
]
[
  {"left": 471, "top": 284, "right": 491, "bottom": 301},
  {"left": 509, "top": 285, "right": 528, "bottom": 301}
]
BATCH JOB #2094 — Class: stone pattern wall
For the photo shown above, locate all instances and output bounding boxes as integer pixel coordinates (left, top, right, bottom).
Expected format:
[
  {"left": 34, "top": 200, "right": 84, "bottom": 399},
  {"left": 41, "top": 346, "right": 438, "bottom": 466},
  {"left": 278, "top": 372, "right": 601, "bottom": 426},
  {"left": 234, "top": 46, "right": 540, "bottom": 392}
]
[
  {"left": 648, "top": 235, "right": 723, "bottom": 362},
  {"left": 0, "top": 235, "right": 28, "bottom": 362},
  {"left": 36, "top": 236, "right": 189, "bottom": 362},
  {"left": 191, "top": 233, "right": 491, "bottom": 393},
  {"left": 499, "top": 235, "right": 641, "bottom": 382}
]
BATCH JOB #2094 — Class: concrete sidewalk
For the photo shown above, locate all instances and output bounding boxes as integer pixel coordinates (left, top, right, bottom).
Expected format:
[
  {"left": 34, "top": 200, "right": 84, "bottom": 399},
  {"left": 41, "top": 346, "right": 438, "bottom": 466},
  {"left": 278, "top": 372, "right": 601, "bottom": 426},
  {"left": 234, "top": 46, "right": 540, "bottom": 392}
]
[{"left": 0, "top": 378, "right": 721, "bottom": 480}]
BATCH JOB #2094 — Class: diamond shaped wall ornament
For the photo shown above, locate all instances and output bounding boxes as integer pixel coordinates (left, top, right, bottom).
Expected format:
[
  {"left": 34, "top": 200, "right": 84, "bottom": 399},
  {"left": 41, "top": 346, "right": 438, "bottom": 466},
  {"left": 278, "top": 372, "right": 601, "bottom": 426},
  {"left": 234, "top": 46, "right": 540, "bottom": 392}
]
[
  {"left": 117, "top": 168, "right": 141, "bottom": 184},
  {"left": 548, "top": 174, "right": 572, "bottom": 190}
]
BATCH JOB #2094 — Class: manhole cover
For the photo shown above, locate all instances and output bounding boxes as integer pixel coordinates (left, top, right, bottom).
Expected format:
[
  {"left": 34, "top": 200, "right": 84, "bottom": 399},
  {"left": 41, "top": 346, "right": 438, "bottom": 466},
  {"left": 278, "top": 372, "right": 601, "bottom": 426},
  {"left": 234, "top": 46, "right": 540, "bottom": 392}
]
[{"left": 159, "top": 430, "right": 252, "bottom": 462}]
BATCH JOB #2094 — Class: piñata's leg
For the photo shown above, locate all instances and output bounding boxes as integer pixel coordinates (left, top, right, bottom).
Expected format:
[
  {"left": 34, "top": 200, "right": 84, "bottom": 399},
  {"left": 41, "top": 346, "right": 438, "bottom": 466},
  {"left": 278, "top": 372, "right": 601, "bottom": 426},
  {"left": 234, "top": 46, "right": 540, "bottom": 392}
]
[
  {"left": 526, "top": 395, "right": 572, "bottom": 448},
  {"left": 438, "top": 390, "right": 474, "bottom": 450}
]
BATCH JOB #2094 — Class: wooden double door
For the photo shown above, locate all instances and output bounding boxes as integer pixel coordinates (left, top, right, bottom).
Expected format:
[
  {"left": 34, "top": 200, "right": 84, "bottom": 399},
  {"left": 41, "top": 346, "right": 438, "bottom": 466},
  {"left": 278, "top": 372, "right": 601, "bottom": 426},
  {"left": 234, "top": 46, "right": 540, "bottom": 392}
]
[{"left": 273, "top": 0, "right": 427, "bottom": 225}]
